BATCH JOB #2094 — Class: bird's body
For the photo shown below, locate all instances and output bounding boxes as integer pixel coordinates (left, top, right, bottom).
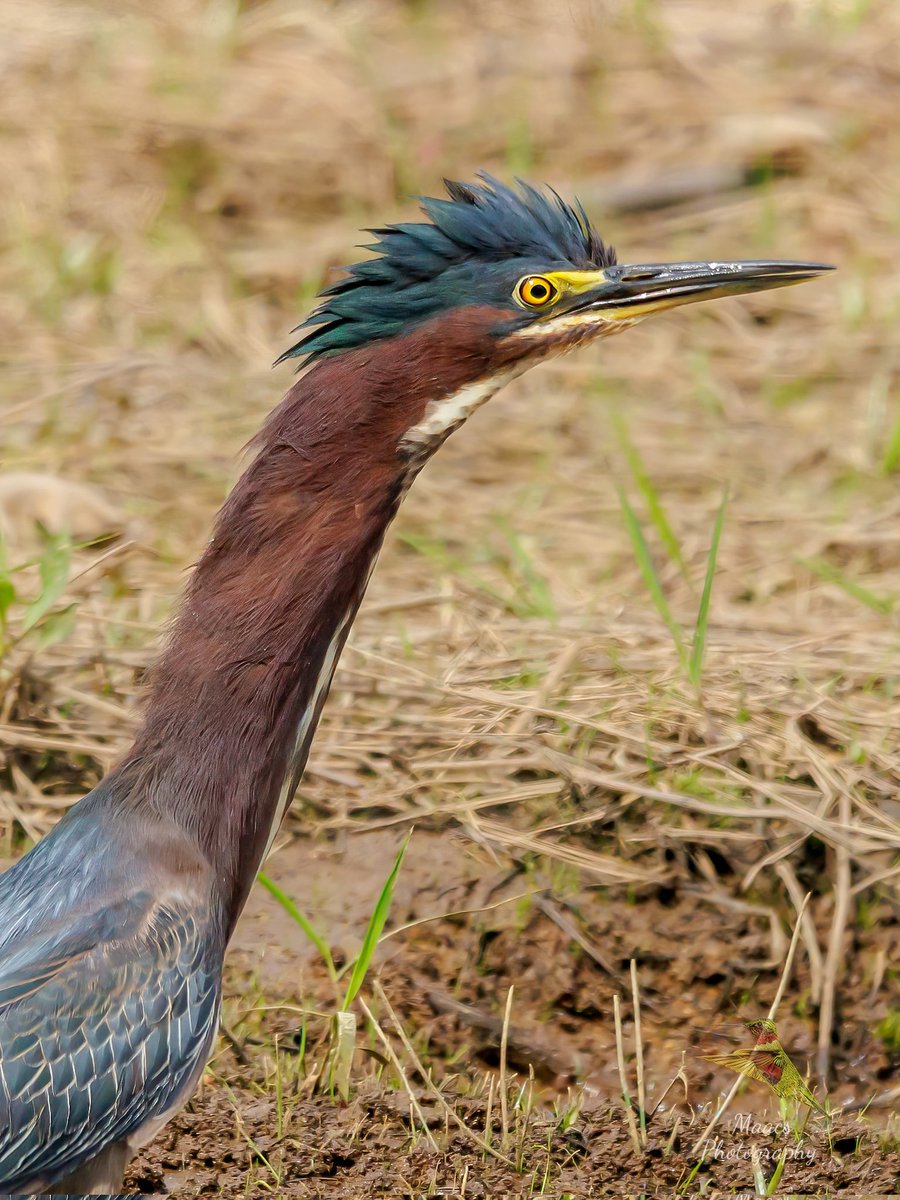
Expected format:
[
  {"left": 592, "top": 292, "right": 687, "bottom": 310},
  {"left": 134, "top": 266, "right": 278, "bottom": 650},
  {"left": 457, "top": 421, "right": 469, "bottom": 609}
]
[
  {"left": 704, "top": 1018, "right": 828, "bottom": 1115},
  {"left": 0, "top": 177, "right": 829, "bottom": 1192},
  {"left": 0, "top": 800, "right": 222, "bottom": 1190}
]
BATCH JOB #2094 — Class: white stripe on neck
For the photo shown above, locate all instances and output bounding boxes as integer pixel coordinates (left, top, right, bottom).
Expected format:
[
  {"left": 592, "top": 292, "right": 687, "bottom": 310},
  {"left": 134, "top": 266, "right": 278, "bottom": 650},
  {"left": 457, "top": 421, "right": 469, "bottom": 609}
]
[
  {"left": 261, "top": 368, "right": 525, "bottom": 863},
  {"left": 260, "top": 609, "right": 351, "bottom": 864},
  {"left": 400, "top": 366, "right": 525, "bottom": 455}
]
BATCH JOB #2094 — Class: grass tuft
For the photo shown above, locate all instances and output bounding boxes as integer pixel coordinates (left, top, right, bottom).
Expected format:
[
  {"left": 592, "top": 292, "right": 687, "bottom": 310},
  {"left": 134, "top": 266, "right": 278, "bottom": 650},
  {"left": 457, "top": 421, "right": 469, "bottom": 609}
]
[
  {"left": 615, "top": 481, "right": 729, "bottom": 699},
  {"left": 256, "top": 830, "right": 411, "bottom": 1100}
]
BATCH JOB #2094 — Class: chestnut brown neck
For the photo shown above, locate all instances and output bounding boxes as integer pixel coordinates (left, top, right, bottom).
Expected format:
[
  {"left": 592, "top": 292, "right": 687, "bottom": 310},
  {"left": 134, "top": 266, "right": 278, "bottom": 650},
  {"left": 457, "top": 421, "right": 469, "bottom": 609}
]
[{"left": 109, "top": 307, "right": 525, "bottom": 928}]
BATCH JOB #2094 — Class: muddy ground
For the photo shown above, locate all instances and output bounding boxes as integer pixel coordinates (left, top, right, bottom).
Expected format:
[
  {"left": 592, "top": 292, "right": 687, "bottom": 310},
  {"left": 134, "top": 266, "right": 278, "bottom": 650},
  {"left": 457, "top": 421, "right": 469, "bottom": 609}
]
[
  {"left": 123, "top": 831, "right": 897, "bottom": 1195},
  {"left": 129, "top": 1090, "right": 898, "bottom": 1197}
]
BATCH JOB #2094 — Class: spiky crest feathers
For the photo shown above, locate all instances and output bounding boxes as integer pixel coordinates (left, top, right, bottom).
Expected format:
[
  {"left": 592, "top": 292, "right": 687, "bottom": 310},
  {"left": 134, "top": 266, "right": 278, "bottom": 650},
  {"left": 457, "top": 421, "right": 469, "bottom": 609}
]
[{"left": 277, "top": 174, "right": 615, "bottom": 364}]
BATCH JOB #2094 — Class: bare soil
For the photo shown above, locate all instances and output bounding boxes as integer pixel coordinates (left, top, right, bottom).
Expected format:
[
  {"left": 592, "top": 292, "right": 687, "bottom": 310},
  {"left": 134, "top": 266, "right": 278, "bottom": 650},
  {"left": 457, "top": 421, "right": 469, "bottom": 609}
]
[
  {"left": 125, "top": 831, "right": 897, "bottom": 1194},
  {"left": 128, "top": 1089, "right": 897, "bottom": 1197}
]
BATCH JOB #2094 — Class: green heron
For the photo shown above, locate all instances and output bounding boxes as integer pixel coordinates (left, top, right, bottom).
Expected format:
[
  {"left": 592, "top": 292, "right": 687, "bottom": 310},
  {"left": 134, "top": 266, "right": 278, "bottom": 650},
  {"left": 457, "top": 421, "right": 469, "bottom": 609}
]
[{"left": 0, "top": 176, "right": 829, "bottom": 1192}]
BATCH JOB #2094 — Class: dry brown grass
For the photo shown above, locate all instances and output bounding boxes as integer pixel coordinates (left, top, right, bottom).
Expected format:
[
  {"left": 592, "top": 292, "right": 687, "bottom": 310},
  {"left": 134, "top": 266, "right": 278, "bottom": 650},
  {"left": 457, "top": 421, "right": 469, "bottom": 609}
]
[{"left": 1, "top": 0, "right": 898, "bottom": 1151}]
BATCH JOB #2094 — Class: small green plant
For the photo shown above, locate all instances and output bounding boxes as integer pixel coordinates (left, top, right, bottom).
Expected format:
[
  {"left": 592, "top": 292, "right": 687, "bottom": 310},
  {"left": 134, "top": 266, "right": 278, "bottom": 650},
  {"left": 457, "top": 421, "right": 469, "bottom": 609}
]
[
  {"left": 399, "top": 525, "right": 556, "bottom": 620},
  {"left": 615, "top": 469, "right": 727, "bottom": 698},
  {"left": 616, "top": 484, "right": 686, "bottom": 662},
  {"left": 751, "top": 1143, "right": 788, "bottom": 1196},
  {"left": 493, "top": 517, "right": 557, "bottom": 621},
  {"left": 688, "top": 494, "right": 727, "bottom": 694},
  {"left": 0, "top": 531, "right": 78, "bottom": 661},
  {"left": 765, "top": 1147, "right": 788, "bottom": 1195},
  {"left": 552, "top": 1087, "right": 584, "bottom": 1134},
  {"left": 257, "top": 829, "right": 411, "bottom": 1099},
  {"left": 876, "top": 1007, "right": 900, "bottom": 1054},
  {"left": 613, "top": 411, "right": 688, "bottom": 579},
  {"left": 677, "top": 1152, "right": 706, "bottom": 1194},
  {"left": 799, "top": 555, "right": 895, "bottom": 614}
]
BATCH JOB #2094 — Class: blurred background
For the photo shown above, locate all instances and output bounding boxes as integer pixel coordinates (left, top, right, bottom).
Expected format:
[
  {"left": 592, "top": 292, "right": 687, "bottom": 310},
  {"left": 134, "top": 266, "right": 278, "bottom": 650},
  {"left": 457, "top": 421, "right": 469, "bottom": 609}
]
[{"left": 1, "top": 0, "right": 898, "bottom": 1192}]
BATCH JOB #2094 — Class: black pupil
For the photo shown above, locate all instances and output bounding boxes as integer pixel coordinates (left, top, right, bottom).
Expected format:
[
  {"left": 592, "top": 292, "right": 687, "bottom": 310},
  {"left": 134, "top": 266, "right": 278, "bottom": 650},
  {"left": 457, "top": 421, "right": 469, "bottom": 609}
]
[{"left": 530, "top": 281, "right": 548, "bottom": 300}]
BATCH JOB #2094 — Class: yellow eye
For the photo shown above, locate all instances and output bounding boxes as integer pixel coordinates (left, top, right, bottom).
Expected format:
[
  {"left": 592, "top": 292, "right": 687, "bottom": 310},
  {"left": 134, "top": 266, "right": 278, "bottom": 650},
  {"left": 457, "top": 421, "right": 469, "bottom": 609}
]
[{"left": 516, "top": 275, "right": 560, "bottom": 309}]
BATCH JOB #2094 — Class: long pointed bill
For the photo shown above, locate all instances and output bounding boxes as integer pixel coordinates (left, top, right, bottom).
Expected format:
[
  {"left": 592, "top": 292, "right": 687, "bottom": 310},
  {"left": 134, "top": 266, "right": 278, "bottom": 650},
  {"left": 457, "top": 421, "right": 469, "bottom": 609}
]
[{"left": 553, "top": 260, "right": 834, "bottom": 322}]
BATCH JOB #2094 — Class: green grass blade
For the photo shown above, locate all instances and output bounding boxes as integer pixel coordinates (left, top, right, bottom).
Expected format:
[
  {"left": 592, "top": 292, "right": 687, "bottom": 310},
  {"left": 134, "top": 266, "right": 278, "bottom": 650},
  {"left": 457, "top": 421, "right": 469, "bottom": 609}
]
[
  {"left": 613, "top": 412, "right": 688, "bottom": 580},
  {"left": 689, "top": 492, "right": 728, "bottom": 691},
  {"left": 0, "top": 547, "right": 14, "bottom": 649},
  {"left": 0, "top": 533, "right": 11, "bottom": 648},
  {"left": 751, "top": 1145, "right": 767, "bottom": 1196},
  {"left": 257, "top": 872, "right": 338, "bottom": 984},
  {"left": 677, "top": 1154, "right": 706, "bottom": 1195},
  {"left": 883, "top": 410, "right": 900, "bottom": 474},
  {"left": 766, "top": 1147, "right": 788, "bottom": 1196},
  {"left": 22, "top": 536, "right": 71, "bottom": 634},
  {"left": 799, "top": 556, "right": 895, "bottom": 614},
  {"left": 341, "top": 829, "right": 411, "bottom": 1012},
  {"left": 616, "top": 484, "right": 687, "bottom": 671},
  {"left": 33, "top": 603, "right": 77, "bottom": 652},
  {"left": 495, "top": 518, "right": 557, "bottom": 620},
  {"left": 399, "top": 532, "right": 511, "bottom": 611}
]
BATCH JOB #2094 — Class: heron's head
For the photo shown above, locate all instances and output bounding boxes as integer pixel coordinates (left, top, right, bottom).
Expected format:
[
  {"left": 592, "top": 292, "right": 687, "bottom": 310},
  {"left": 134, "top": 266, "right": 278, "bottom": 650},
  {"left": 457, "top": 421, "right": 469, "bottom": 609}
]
[{"left": 276, "top": 175, "right": 830, "bottom": 450}]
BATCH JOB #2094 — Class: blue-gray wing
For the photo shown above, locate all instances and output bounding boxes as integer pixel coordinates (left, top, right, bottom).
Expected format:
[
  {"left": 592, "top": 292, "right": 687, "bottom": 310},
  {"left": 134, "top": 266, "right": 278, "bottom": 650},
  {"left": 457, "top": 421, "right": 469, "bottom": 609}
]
[{"left": 0, "top": 896, "right": 221, "bottom": 1191}]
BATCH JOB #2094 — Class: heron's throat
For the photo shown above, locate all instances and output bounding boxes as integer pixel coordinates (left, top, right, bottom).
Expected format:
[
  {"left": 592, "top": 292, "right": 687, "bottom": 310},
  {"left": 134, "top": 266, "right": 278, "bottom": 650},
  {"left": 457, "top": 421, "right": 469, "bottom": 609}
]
[{"left": 400, "top": 366, "right": 526, "bottom": 461}]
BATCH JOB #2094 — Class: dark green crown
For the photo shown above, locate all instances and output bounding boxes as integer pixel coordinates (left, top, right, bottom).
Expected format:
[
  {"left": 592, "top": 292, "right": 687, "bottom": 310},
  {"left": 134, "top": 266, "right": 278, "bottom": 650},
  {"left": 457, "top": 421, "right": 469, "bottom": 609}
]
[{"left": 276, "top": 174, "right": 616, "bottom": 364}]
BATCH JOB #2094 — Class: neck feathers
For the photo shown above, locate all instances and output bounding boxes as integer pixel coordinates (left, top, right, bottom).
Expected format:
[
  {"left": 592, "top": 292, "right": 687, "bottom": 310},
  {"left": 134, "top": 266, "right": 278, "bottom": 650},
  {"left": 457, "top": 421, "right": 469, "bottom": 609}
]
[{"left": 112, "top": 307, "right": 520, "bottom": 925}]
